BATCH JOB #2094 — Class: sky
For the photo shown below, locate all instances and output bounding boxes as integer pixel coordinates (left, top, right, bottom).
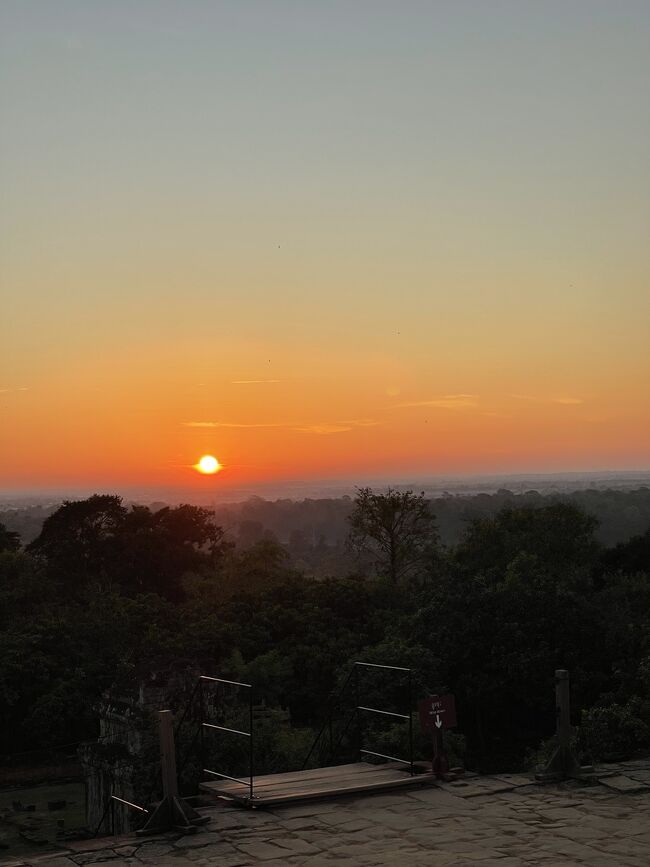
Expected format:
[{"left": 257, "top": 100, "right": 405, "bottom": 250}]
[{"left": 1, "top": 0, "right": 649, "bottom": 493}]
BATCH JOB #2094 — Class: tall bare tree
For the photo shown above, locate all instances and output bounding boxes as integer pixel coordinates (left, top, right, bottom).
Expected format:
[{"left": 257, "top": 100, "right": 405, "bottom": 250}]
[{"left": 347, "top": 487, "right": 436, "bottom": 583}]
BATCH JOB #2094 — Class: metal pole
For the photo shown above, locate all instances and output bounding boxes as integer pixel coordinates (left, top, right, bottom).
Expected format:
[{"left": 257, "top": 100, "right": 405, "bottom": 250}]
[
  {"left": 355, "top": 664, "right": 361, "bottom": 761},
  {"left": 328, "top": 716, "right": 333, "bottom": 761},
  {"left": 249, "top": 689, "right": 254, "bottom": 801},
  {"left": 159, "top": 710, "right": 179, "bottom": 799},
  {"left": 536, "top": 668, "right": 587, "bottom": 781},
  {"left": 408, "top": 669, "right": 414, "bottom": 776},
  {"left": 556, "top": 669, "right": 571, "bottom": 754},
  {"left": 199, "top": 678, "right": 205, "bottom": 777}
]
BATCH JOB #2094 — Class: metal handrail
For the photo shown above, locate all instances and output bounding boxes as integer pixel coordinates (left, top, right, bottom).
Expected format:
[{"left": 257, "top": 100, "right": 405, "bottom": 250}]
[
  {"left": 355, "top": 662, "right": 411, "bottom": 672},
  {"left": 361, "top": 749, "right": 411, "bottom": 765},
  {"left": 200, "top": 675, "right": 254, "bottom": 800},
  {"left": 357, "top": 705, "right": 409, "bottom": 720},
  {"left": 174, "top": 678, "right": 201, "bottom": 737},
  {"left": 203, "top": 722, "right": 250, "bottom": 737},
  {"left": 203, "top": 768, "right": 250, "bottom": 786},
  {"left": 111, "top": 795, "right": 149, "bottom": 813},
  {"left": 300, "top": 665, "right": 356, "bottom": 769},
  {"left": 301, "top": 661, "right": 415, "bottom": 775},
  {"left": 94, "top": 792, "right": 149, "bottom": 837},
  {"left": 355, "top": 662, "right": 415, "bottom": 776},
  {"left": 200, "top": 675, "right": 252, "bottom": 688}
]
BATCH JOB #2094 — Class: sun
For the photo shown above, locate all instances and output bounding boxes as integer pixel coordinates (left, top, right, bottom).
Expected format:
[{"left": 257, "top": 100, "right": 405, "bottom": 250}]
[{"left": 194, "top": 454, "right": 221, "bottom": 475}]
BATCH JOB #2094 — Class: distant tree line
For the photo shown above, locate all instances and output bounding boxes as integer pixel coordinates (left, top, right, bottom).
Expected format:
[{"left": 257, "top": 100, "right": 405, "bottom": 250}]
[
  {"left": 1, "top": 487, "right": 649, "bottom": 794},
  {"left": 3, "top": 486, "right": 650, "bottom": 574}
]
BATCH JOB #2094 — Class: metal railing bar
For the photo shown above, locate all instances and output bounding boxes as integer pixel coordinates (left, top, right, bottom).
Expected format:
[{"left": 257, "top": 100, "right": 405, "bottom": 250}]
[
  {"left": 249, "top": 688, "right": 254, "bottom": 799},
  {"left": 202, "top": 722, "right": 250, "bottom": 738},
  {"left": 94, "top": 800, "right": 112, "bottom": 837},
  {"left": 361, "top": 749, "right": 411, "bottom": 765},
  {"left": 110, "top": 795, "right": 149, "bottom": 814},
  {"left": 357, "top": 705, "right": 409, "bottom": 720},
  {"left": 301, "top": 665, "right": 356, "bottom": 769},
  {"left": 203, "top": 768, "right": 250, "bottom": 786},
  {"left": 355, "top": 662, "right": 411, "bottom": 672},
  {"left": 332, "top": 708, "right": 357, "bottom": 760},
  {"left": 174, "top": 679, "right": 201, "bottom": 736},
  {"left": 408, "top": 668, "right": 414, "bottom": 776},
  {"left": 200, "top": 675, "right": 252, "bottom": 688},
  {"left": 177, "top": 719, "right": 202, "bottom": 779}
]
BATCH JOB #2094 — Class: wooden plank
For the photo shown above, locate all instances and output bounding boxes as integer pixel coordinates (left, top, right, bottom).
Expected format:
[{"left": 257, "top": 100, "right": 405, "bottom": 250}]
[
  {"left": 201, "top": 771, "right": 428, "bottom": 806},
  {"left": 258, "top": 774, "right": 429, "bottom": 806},
  {"left": 203, "top": 768, "right": 409, "bottom": 798},
  {"left": 237, "top": 763, "right": 401, "bottom": 790},
  {"left": 199, "top": 763, "right": 430, "bottom": 806},
  {"left": 246, "top": 772, "right": 413, "bottom": 799},
  {"left": 202, "top": 762, "right": 404, "bottom": 792}
]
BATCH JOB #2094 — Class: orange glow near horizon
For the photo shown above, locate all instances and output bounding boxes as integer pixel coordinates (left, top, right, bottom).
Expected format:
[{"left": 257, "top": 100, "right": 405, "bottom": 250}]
[
  {"left": 1, "top": 4, "right": 649, "bottom": 493},
  {"left": 1, "top": 333, "right": 648, "bottom": 492}
]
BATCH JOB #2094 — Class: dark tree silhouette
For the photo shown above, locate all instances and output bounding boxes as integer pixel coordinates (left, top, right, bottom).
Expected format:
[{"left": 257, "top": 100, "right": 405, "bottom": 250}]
[
  {"left": 347, "top": 487, "right": 436, "bottom": 583},
  {"left": 0, "top": 522, "right": 20, "bottom": 553}
]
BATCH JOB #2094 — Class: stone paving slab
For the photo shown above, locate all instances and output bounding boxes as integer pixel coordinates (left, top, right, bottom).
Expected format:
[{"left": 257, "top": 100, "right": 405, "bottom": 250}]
[
  {"left": 3, "top": 760, "right": 650, "bottom": 866},
  {"left": 600, "top": 774, "right": 650, "bottom": 794}
]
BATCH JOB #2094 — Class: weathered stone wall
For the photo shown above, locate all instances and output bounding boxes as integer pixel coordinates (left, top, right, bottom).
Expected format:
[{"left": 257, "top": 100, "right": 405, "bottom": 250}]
[{"left": 80, "top": 680, "right": 169, "bottom": 835}]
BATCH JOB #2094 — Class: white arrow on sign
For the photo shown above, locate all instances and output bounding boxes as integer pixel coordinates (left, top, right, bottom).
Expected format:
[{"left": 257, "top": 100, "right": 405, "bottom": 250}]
[{"left": 435, "top": 714, "right": 443, "bottom": 729}]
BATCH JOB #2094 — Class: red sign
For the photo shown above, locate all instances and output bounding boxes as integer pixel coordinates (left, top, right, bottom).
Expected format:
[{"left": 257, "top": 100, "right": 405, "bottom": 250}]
[{"left": 419, "top": 694, "right": 457, "bottom": 732}]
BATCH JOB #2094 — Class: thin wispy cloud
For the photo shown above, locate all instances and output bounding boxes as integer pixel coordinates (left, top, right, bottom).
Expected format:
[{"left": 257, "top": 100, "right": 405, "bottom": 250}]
[
  {"left": 295, "top": 424, "right": 353, "bottom": 434},
  {"left": 183, "top": 418, "right": 380, "bottom": 434},
  {"left": 183, "top": 421, "right": 285, "bottom": 429},
  {"left": 295, "top": 419, "right": 381, "bottom": 435},
  {"left": 231, "top": 379, "right": 281, "bottom": 385},
  {"left": 338, "top": 418, "right": 380, "bottom": 428},
  {"left": 509, "top": 394, "right": 583, "bottom": 405},
  {"left": 396, "top": 394, "right": 478, "bottom": 409},
  {"left": 0, "top": 387, "right": 28, "bottom": 394}
]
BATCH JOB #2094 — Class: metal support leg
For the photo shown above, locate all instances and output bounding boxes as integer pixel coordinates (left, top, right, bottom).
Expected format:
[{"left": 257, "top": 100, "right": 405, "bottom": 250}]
[
  {"left": 249, "top": 690, "right": 254, "bottom": 801},
  {"left": 408, "top": 669, "right": 414, "bottom": 776},
  {"left": 137, "top": 710, "right": 209, "bottom": 835},
  {"left": 355, "top": 665, "right": 361, "bottom": 761},
  {"left": 536, "top": 669, "right": 592, "bottom": 781},
  {"left": 199, "top": 679, "right": 205, "bottom": 777}
]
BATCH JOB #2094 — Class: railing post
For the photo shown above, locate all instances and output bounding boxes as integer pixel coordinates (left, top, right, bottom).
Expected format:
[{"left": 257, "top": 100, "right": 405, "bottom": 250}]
[
  {"left": 556, "top": 669, "right": 572, "bottom": 753},
  {"left": 408, "top": 668, "right": 414, "bottom": 776},
  {"left": 536, "top": 669, "right": 593, "bottom": 782},
  {"left": 328, "top": 716, "right": 333, "bottom": 759},
  {"left": 159, "top": 710, "right": 178, "bottom": 799},
  {"left": 249, "top": 689, "right": 254, "bottom": 801},
  {"left": 199, "top": 678, "right": 205, "bottom": 776},
  {"left": 355, "top": 664, "right": 361, "bottom": 761},
  {"left": 136, "top": 709, "right": 208, "bottom": 835}
]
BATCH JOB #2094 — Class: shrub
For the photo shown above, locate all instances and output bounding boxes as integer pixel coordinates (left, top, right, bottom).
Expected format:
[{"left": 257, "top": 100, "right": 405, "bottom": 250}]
[{"left": 579, "top": 701, "right": 650, "bottom": 761}]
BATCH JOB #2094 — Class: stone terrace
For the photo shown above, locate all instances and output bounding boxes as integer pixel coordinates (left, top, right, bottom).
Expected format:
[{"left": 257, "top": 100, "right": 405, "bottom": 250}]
[{"left": 4, "top": 760, "right": 650, "bottom": 866}]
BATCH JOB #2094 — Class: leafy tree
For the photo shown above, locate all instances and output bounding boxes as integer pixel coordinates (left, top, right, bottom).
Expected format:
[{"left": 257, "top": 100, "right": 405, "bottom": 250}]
[
  {"left": 0, "top": 522, "right": 20, "bottom": 553},
  {"left": 220, "top": 538, "right": 293, "bottom": 596},
  {"left": 348, "top": 487, "right": 437, "bottom": 583},
  {"left": 453, "top": 502, "right": 599, "bottom": 591},
  {"left": 115, "top": 503, "right": 230, "bottom": 599},
  {"left": 27, "top": 494, "right": 127, "bottom": 591},
  {"left": 28, "top": 496, "right": 229, "bottom": 600},
  {"left": 600, "top": 526, "right": 650, "bottom": 576}
]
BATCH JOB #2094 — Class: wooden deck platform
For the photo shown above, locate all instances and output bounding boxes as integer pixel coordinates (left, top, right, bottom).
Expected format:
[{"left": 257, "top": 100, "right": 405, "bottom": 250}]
[{"left": 199, "top": 762, "right": 431, "bottom": 807}]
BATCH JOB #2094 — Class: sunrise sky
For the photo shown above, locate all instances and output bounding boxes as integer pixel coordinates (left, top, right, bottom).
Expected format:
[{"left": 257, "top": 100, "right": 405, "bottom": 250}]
[{"left": 1, "top": 0, "right": 649, "bottom": 492}]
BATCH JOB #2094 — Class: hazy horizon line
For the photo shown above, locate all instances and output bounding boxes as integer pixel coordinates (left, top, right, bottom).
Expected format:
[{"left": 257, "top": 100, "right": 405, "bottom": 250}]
[{"left": 2, "top": 467, "right": 650, "bottom": 503}]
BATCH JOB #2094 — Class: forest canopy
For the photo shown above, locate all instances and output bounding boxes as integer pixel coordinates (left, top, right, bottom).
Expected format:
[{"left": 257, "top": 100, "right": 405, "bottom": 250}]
[{"left": 1, "top": 487, "right": 649, "bottom": 781}]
